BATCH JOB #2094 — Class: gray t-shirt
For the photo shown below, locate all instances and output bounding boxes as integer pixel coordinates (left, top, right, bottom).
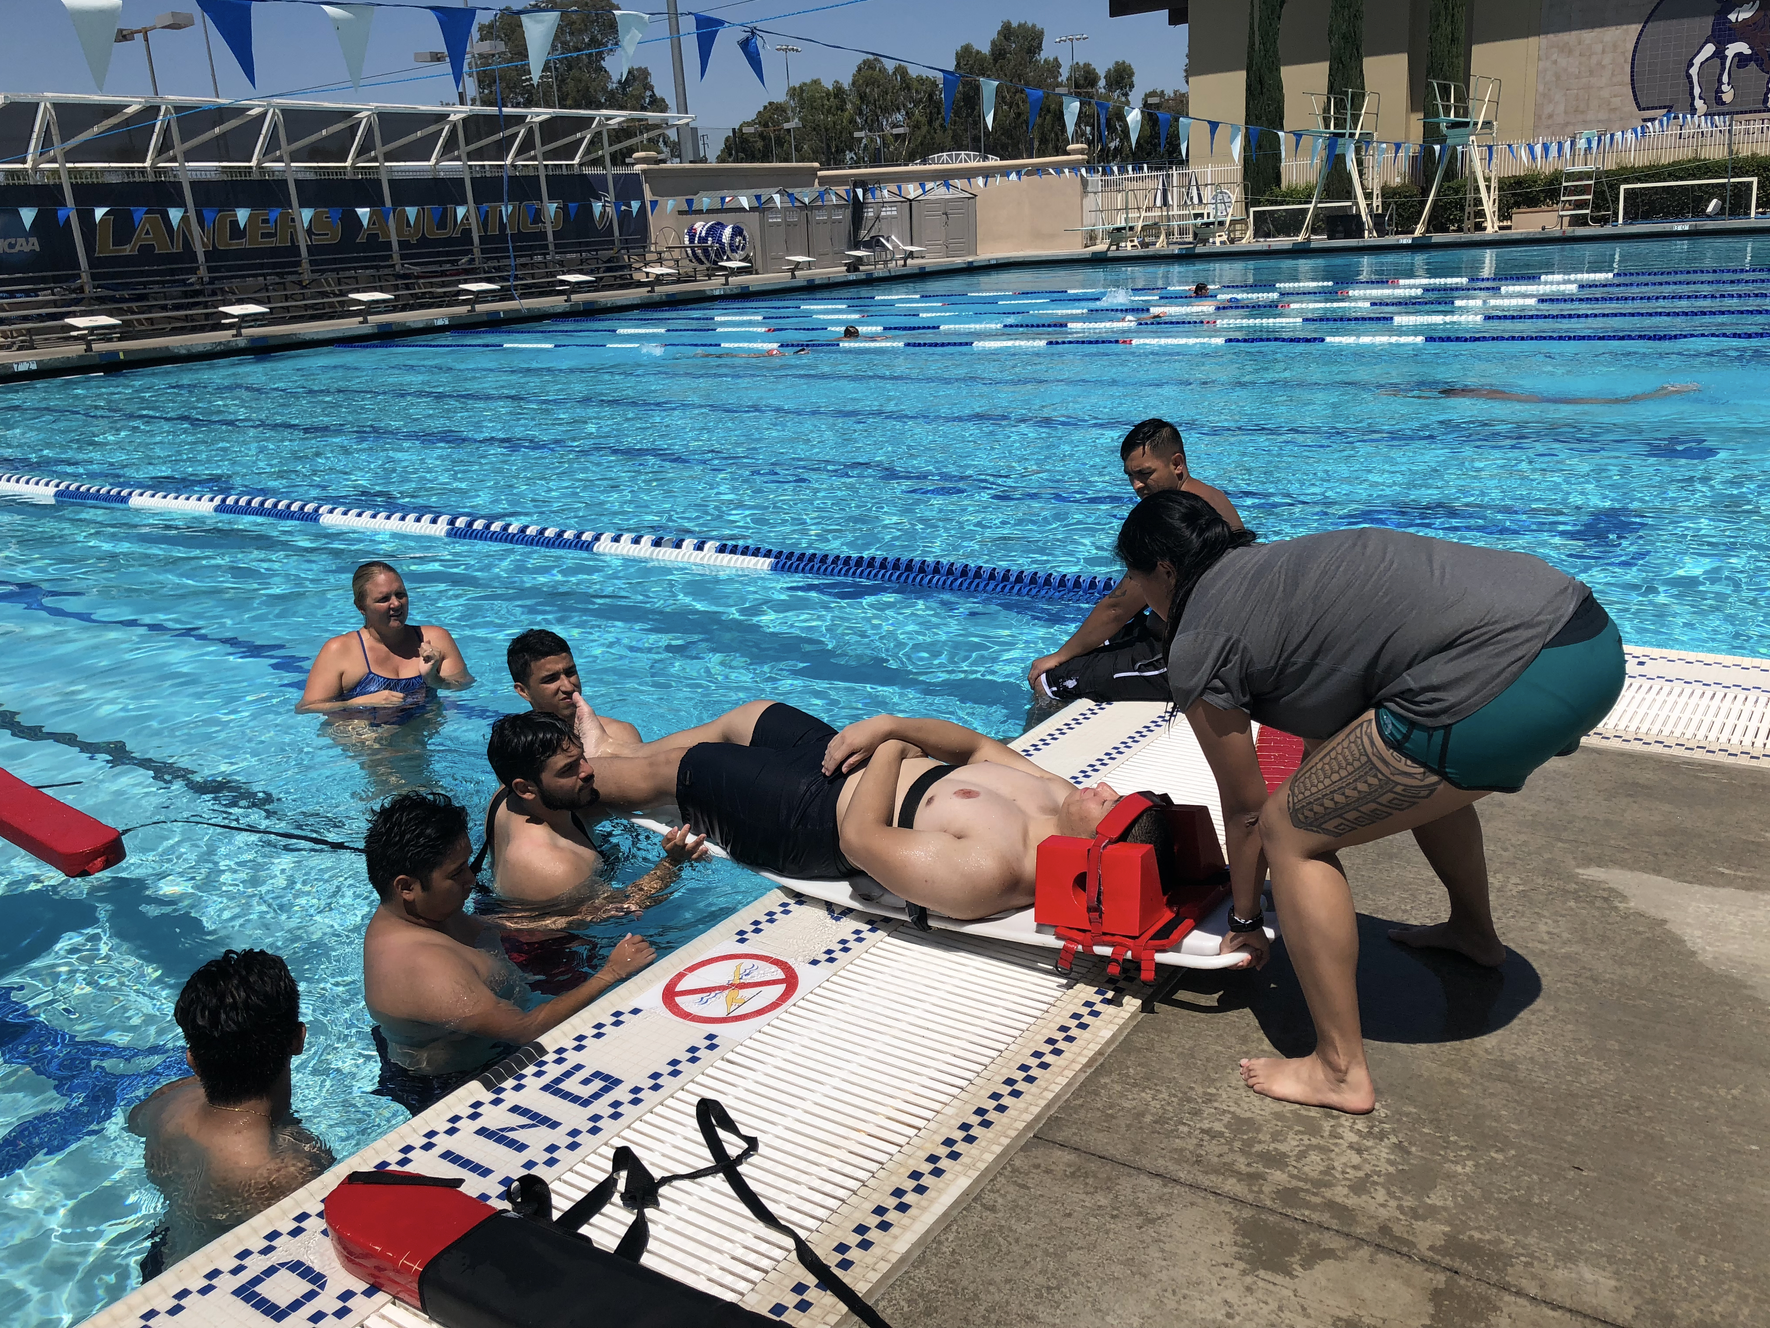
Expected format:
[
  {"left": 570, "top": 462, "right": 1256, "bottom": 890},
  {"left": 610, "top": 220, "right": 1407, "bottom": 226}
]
[{"left": 1166, "top": 529, "right": 1590, "bottom": 737}]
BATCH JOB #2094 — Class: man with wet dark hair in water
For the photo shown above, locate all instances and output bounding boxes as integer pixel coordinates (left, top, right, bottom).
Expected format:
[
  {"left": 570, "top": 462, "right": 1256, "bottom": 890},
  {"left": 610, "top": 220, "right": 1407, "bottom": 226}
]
[
  {"left": 508, "top": 628, "right": 643, "bottom": 748},
  {"left": 360, "top": 790, "right": 655, "bottom": 1114},
  {"left": 128, "top": 950, "right": 334, "bottom": 1280},
  {"left": 1026, "top": 418, "right": 1243, "bottom": 706},
  {"left": 481, "top": 710, "right": 705, "bottom": 917}
]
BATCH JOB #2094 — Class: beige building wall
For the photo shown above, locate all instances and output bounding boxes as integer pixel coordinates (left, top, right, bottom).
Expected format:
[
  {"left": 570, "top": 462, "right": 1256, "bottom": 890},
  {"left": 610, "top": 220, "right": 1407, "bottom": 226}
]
[
  {"left": 1361, "top": 0, "right": 1417, "bottom": 142},
  {"left": 1534, "top": 0, "right": 1657, "bottom": 138},
  {"left": 813, "top": 157, "right": 1086, "bottom": 255},
  {"left": 1280, "top": 0, "right": 1330, "bottom": 131},
  {"left": 1186, "top": 0, "right": 1249, "bottom": 168},
  {"left": 1469, "top": 0, "right": 1540, "bottom": 143}
]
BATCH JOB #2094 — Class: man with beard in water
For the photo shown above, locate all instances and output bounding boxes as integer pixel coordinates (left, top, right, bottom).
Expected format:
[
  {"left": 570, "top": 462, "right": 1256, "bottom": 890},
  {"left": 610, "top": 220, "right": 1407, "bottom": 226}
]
[
  {"left": 480, "top": 711, "right": 708, "bottom": 924},
  {"left": 362, "top": 790, "right": 658, "bottom": 1114}
]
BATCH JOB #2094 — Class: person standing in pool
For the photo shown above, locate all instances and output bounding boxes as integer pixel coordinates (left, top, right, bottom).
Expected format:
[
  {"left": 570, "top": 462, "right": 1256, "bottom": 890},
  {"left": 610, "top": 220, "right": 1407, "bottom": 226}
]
[
  {"left": 128, "top": 950, "right": 334, "bottom": 1280},
  {"left": 1026, "top": 419, "right": 1242, "bottom": 705},
  {"left": 298, "top": 561, "right": 474, "bottom": 715},
  {"left": 1113, "top": 491, "right": 1626, "bottom": 1114},
  {"left": 361, "top": 790, "right": 655, "bottom": 1114},
  {"left": 507, "top": 629, "right": 642, "bottom": 749}
]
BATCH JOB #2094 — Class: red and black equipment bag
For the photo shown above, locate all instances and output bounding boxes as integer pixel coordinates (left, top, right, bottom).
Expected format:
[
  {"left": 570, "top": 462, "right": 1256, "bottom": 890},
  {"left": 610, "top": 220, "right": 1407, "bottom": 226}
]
[
  {"left": 1033, "top": 791, "right": 1229, "bottom": 983},
  {"left": 326, "top": 1097, "right": 891, "bottom": 1328}
]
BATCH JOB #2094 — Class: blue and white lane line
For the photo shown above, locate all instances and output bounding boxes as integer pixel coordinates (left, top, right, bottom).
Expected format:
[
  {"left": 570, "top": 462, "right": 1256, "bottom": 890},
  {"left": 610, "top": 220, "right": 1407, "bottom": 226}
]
[{"left": 0, "top": 473, "right": 1116, "bottom": 605}]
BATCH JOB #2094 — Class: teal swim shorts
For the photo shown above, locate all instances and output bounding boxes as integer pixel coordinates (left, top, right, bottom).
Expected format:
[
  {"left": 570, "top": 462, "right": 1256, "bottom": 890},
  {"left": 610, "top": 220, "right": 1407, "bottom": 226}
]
[{"left": 1375, "top": 596, "right": 1626, "bottom": 794}]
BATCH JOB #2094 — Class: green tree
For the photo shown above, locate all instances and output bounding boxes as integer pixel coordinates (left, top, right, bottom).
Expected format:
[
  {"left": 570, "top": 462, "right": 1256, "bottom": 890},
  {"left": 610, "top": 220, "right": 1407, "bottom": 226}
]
[
  {"left": 1424, "top": 0, "right": 1469, "bottom": 142},
  {"left": 1141, "top": 88, "right": 1190, "bottom": 163},
  {"left": 1243, "top": 0, "right": 1287, "bottom": 198},
  {"left": 1323, "top": 0, "right": 1365, "bottom": 198},
  {"left": 470, "top": 2, "right": 670, "bottom": 160}
]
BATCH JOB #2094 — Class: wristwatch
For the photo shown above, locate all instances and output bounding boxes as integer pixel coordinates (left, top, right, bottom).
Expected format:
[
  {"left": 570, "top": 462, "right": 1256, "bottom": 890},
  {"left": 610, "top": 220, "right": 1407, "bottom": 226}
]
[{"left": 1226, "top": 907, "right": 1265, "bottom": 934}]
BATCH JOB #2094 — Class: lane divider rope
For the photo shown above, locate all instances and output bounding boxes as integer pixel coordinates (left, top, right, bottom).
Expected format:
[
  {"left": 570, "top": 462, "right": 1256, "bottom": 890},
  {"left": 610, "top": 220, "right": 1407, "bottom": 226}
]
[{"left": 0, "top": 473, "right": 1115, "bottom": 604}]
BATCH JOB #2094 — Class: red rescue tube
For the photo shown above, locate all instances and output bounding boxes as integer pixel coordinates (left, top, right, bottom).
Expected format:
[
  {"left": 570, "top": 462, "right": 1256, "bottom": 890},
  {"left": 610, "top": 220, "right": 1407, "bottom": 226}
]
[
  {"left": 1255, "top": 727, "right": 1307, "bottom": 793},
  {"left": 0, "top": 768, "right": 126, "bottom": 876},
  {"left": 325, "top": 1172, "right": 497, "bottom": 1308}
]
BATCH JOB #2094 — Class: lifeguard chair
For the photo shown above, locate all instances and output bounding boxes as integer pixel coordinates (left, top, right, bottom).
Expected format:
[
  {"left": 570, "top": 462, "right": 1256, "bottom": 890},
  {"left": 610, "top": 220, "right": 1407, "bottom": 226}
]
[
  {"left": 1299, "top": 87, "right": 1382, "bottom": 240},
  {"left": 1414, "top": 76, "right": 1502, "bottom": 236}
]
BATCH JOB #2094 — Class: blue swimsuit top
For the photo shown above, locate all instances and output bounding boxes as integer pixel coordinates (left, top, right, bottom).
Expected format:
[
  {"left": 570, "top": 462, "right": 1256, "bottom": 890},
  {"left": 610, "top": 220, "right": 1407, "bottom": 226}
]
[{"left": 342, "top": 630, "right": 429, "bottom": 703}]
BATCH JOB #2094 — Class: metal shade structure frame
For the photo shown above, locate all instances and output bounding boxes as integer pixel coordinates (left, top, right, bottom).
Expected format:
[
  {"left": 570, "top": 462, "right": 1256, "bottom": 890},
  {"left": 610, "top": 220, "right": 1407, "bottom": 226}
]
[{"left": 0, "top": 92, "right": 693, "bottom": 292}]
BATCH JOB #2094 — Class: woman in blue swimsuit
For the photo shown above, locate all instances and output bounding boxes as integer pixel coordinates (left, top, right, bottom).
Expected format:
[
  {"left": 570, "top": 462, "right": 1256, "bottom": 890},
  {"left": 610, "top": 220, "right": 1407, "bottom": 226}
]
[{"left": 298, "top": 561, "right": 474, "bottom": 715}]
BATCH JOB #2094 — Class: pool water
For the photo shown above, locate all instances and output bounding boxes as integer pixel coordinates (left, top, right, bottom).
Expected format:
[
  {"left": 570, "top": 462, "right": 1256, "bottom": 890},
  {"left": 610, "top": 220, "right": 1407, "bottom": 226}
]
[{"left": 2, "top": 234, "right": 1768, "bottom": 1327}]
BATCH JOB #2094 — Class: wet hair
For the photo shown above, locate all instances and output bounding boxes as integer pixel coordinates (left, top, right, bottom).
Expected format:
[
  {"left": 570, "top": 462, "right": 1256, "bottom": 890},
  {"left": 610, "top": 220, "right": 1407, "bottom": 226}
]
[
  {"left": 1192, "top": 282, "right": 1209, "bottom": 296},
  {"left": 1121, "top": 806, "right": 1180, "bottom": 892},
  {"left": 363, "top": 790, "right": 469, "bottom": 899},
  {"left": 1119, "top": 418, "right": 1187, "bottom": 463},
  {"left": 487, "top": 710, "right": 578, "bottom": 789},
  {"left": 508, "top": 628, "right": 573, "bottom": 687},
  {"left": 174, "top": 950, "right": 301, "bottom": 1106},
  {"left": 842, "top": 325, "right": 859, "bottom": 337},
  {"left": 351, "top": 561, "right": 401, "bottom": 611},
  {"left": 1114, "top": 490, "right": 1258, "bottom": 651}
]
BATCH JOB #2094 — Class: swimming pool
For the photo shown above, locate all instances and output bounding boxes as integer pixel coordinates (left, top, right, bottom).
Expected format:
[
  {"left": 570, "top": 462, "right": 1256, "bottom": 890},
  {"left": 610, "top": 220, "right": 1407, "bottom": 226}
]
[{"left": 3, "top": 233, "right": 1767, "bottom": 1327}]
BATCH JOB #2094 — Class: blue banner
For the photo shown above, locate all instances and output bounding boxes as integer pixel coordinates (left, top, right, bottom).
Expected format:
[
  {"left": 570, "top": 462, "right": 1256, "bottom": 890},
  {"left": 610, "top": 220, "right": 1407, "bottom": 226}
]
[
  {"left": 942, "top": 71, "right": 959, "bottom": 125},
  {"left": 694, "top": 13, "right": 725, "bottom": 78},
  {"left": 196, "top": 0, "right": 256, "bottom": 86}
]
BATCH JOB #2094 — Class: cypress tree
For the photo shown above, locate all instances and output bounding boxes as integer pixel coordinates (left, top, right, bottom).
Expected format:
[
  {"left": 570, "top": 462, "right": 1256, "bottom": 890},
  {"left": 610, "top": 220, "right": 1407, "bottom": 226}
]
[
  {"left": 1324, "top": 0, "right": 1364, "bottom": 199},
  {"left": 1243, "top": 0, "right": 1287, "bottom": 200}
]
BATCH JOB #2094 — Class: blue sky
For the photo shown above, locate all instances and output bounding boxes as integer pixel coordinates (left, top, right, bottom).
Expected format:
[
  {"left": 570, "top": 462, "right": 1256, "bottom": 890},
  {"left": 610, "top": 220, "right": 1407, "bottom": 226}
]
[{"left": 4, "top": 0, "right": 1188, "bottom": 135}]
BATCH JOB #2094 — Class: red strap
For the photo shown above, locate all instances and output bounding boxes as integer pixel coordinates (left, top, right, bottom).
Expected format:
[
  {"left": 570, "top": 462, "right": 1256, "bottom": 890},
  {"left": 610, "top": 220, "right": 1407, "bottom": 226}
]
[{"left": 1055, "top": 939, "right": 1080, "bottom": 974}]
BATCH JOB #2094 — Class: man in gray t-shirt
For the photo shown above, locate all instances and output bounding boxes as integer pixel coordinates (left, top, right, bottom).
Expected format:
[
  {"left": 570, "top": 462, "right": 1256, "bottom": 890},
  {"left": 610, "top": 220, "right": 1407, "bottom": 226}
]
[
  {"left": 1115, "top": 496, "right": 1624, "bottom": 1118},
  {"left": 1166, "top": 528, "right": 1589, "bottom": 737}
]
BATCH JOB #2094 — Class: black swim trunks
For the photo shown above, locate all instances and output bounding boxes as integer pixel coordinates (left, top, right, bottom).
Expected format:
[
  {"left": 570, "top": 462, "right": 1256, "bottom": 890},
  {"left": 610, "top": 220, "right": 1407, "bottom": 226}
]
[
  {"left": 1041, "top": 610, "right": 1171, "bottom": 704},
  {"left": 675, "top": 703, "right": 857, "bottom": 878}
]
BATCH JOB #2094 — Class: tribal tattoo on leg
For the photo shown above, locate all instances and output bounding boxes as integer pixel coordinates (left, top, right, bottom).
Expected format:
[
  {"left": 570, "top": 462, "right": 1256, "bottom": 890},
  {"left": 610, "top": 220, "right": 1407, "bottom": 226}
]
[{"left": 1287, "top": 717, "right": 1441, "bottom": 838}]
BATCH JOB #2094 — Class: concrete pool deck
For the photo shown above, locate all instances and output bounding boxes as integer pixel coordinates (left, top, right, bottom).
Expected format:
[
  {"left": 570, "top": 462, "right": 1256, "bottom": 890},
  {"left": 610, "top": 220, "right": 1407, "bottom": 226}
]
[{"left": 874, "top": 739, "right": 1770, "bottom": 1328}]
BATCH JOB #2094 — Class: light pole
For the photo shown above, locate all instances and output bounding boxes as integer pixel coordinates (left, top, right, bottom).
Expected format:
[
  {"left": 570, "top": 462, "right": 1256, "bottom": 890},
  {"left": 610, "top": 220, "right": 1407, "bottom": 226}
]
[
  {"left": 775, "top": 43, "right": 801, "bottom": 89},
  {"left": 1057, "top": 32, "right": 1088, "bottom": 77},
  {"left": 781, "top": 119, "right": 802, "bottom": 161},
  {"left": 115, "top": 12, "right": 195, "bottom": 98}
]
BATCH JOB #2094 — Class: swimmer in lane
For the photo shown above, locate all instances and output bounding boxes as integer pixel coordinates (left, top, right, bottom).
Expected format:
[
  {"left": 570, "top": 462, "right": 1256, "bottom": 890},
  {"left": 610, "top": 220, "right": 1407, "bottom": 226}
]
[
  {"left": 361, "top": 791, "right": 655, "bottom": 1114},
  {"left": 694, "top": 347, "right": 810, "bottom": 358},
  {"left": 561, "top": 702, "right": 1193, "bottom": 925},
  {"left": 1387, "top": 382, "right": 1699, "bottom": 404},
  {"left": 299, "top": 561, "right": 473, "bottom": 714},
  {"left": 128, "top": 950, "right": 334, "bottom": 1280},
  {"left": 480, "top": 711, "right": 707, "bottom": 927}
]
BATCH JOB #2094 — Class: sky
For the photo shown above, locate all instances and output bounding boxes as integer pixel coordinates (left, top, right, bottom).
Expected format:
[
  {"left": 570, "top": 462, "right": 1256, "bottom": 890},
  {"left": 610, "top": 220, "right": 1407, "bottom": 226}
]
[{"left": 4, "top": 0, "right": 1188, "bottom": 139}]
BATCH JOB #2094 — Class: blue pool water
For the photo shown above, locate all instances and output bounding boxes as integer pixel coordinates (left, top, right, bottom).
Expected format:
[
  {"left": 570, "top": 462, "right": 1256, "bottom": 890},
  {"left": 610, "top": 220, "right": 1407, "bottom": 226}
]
[{"left": 2, "top": 234, "right": 1768, "bottom": 1326}]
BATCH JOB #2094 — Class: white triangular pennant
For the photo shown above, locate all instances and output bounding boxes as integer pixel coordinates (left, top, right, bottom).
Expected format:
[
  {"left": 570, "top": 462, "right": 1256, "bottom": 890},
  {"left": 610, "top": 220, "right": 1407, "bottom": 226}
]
[
  {"left": 980, "top": 79, "right": 998, "bottom": 131},
  {"left": 19, "top": 207, "right": 39, "bottom": 231},
  {"left": 320, "top": 5, "right": 373, "bottom": 89},
  {"left": 168, "top": 207, "right": 184, "bottom": 232},
  {"left": 613, "top": 10, "right": 649, "bottom": 75},
  {"left": 299, "top": 207, "right": 314, "bottom": 227},
  {"left": 61, "top": 0, "right": 122, "bottom": 91},
  {"left": 521, "top": 9, "right": 561, "bottom": 86}
]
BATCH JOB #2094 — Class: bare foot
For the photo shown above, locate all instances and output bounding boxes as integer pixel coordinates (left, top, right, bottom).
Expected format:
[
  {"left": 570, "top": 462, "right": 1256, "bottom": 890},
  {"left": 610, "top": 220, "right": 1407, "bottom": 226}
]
[
  {"left": 1387, "top": 920, "right": 1505, "bottom": 967},
  {"left": 1239, "top": 1053, "right": 1375, "bottom": 1114},
  {"left": 573, "top": 693, "right": 623, "bottom": 758}
]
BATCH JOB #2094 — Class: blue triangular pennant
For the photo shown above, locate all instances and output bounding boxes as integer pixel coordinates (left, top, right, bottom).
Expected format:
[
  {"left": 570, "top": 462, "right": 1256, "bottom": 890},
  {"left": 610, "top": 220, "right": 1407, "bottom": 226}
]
[
  {"left": 327, "top": 207, "right": 343, "bottom": 225},
  {"left": 428, "top": 7, "right": 476, "bottom": 88},
  {"left": 1027, "top": 86, "right": 1045, "bottom": 140},
  {"left": 129, "top": 207, "right": 146, "bottom": 227},
  {"left": 196, "top": 0, "right": 256, "bottom": 86},
  {"left": 58, "top": 208, "right": 73, "bottom": 226},
  {"left": 201, "top": 207, "right": 220, "bottom": 231},
  {"left": 695, "top": 13, "right": 726, "bottom": 78},
  {"left": 942, "top": 71, "right": 959, "bottom": 125},
  {"left": 1206, "top": 120, "right": 1219, "bottom": 154},
  {"left": 1095, "top": 100, "right": 1108, "bottom": 144},
  {"left": 1156, "top": 111, "right": 1170, "bottom": 153},
  {"left": 737, "top": 30, "right": 766, "bottom": 86},
  {"left": 567, "top": 202, "right": 579, "bottom": 219}
]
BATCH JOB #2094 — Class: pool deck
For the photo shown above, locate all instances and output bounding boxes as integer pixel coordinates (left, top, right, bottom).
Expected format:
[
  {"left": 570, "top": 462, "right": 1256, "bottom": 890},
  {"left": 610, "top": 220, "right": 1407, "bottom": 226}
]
[
  {"left": 5, "top": 213, "right": 1769, "bottom": 386},
  {"left": 876, "top": 736, "right": 1770, "bottom": 1328},
  {"left": 81, "top": 645, "right": 1770, "bottom": 1328}
]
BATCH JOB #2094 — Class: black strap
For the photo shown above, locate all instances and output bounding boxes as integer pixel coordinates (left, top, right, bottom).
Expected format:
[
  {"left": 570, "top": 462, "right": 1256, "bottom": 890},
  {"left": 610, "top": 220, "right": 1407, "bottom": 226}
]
[
  {"left": 122, "top": 819, "right": 361, "bottom": 853},
  {"left": 694, "top": 1099, "right": 893, "bottom": 1328},
  {"left": 472, "top": 787, "right": 507, "bottom": 876},
  {"left": 895, "top": 763, "right": 955, "bottom": 829}
]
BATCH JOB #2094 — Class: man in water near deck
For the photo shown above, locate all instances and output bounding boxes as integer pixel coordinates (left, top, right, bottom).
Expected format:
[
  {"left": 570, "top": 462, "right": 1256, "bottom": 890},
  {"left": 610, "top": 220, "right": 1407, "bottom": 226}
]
[
  {"left": 360, "top": 791, "right": 655, "bottom": 1114},
  {"left": 480, "top": 711, "right": 707, "bottom": 925},
  {"left": 1026, "top": 418, "right": 1243, "bottom": 705},
  {"left": 128, "top": 950, "right": 334, "bottom": 1280},
  {"left": 508, "top": 628, "right": 643, "bottom": 748},
  {"left": 563, "top": 702, "right": 1191, "bottom": 926}
]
